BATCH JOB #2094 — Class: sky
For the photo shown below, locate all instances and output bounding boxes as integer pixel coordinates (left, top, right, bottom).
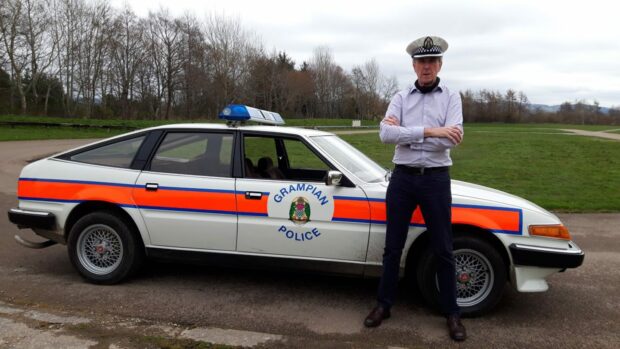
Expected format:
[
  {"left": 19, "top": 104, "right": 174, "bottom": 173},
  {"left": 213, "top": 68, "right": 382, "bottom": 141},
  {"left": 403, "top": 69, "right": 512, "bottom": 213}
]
[{"left": 111, "top": 0, "right": 620, "bottom": 107}]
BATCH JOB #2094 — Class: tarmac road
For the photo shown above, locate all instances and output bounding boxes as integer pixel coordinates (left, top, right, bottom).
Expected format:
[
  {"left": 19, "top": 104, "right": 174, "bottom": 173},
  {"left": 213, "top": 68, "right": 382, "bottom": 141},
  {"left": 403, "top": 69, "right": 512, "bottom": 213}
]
[{"left": 1, "top": 139, "right": 619, "bottom": 348}]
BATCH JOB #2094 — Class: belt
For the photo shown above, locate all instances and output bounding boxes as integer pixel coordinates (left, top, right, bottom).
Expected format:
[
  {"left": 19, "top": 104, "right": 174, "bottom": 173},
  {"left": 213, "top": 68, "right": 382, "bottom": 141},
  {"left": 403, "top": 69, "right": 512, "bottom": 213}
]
[{"left": 394, "top": 164, "right": 449, "bottom": 175}]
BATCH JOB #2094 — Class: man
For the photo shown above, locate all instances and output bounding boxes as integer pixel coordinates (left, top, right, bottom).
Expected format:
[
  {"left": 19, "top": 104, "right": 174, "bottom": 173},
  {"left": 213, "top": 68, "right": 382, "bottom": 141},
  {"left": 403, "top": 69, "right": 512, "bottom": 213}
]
[{"left": 363, "top": 36, "right": 466, "bottom": 342}]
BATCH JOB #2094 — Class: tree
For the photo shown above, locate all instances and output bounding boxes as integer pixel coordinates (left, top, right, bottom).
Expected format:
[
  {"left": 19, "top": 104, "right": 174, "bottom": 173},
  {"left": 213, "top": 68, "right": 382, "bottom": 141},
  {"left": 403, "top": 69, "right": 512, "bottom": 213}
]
[
  {"left": 204, "top": 13, "right": 262, "bottom": 114},
  {"left": 108, "top": 6, "right": 145, "bottom": 118},
  {"left": 0, "top": 0, "right": 29, "bottom": 113},
  {"left": 146, "top": 8, "right": 183, "bottom": 119},
  {"left": 309, "top": 46, "right": 352, "bottom": 118}
]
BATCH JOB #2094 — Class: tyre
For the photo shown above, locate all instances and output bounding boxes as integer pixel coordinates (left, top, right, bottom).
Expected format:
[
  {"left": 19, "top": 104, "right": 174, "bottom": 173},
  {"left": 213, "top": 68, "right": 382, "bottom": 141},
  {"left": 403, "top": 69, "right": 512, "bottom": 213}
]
[
  {"left": 416, "top": 235, "right": 507, "bottom": 317},
  {"left": 68, "top": 211, "right": 144, "bottom": 284}
]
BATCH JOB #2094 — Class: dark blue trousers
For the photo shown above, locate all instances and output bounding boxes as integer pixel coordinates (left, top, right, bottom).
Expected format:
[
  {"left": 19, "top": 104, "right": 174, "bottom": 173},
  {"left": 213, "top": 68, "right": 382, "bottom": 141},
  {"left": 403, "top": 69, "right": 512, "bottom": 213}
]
[{"left": 377, "top": 166, "right": 459, "bottom": 315}]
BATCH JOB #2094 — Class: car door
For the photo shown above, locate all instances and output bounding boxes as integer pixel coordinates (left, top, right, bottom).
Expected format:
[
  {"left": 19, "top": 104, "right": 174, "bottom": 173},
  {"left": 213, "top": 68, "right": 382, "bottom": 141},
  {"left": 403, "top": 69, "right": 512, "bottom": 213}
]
[
  {"left": 133, "top": 130, "right": 237, "bottom": 250},
  {"left": 235, "top": 133, "right": 371, "bottom": 261}
]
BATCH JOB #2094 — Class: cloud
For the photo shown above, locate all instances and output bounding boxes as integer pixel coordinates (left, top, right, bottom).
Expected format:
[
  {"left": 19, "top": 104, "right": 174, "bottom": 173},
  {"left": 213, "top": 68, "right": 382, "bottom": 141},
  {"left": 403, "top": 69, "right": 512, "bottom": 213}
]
[{"left": 113, "top": 0, "right": 620, "bottom": 107}]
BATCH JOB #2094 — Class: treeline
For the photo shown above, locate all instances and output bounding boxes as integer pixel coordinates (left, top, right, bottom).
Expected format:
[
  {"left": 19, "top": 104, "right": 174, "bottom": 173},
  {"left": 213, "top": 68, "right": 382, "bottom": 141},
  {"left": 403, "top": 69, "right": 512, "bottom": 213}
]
[
  {"left": 0, "top": 0, "right": 398, "bottom": 120},
  {"left": 1, "top": 1, "right": 618, "bottom": 124},
  {"left": 461, "top": 89, "right": 619, "bottom": 125}
]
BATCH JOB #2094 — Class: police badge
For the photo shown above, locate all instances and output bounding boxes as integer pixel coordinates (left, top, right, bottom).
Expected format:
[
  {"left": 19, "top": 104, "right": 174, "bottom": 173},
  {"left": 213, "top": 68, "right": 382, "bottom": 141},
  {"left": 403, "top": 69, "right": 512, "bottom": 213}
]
[{"left": 289, "top": 197, "right": 311, "bottom": 225}]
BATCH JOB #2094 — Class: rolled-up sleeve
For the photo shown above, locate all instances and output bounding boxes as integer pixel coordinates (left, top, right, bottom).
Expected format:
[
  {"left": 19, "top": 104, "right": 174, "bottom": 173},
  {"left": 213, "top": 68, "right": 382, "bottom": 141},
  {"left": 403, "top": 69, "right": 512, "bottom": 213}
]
[{"left": 380, "top": 94, "right": 425, "bottom": 145}]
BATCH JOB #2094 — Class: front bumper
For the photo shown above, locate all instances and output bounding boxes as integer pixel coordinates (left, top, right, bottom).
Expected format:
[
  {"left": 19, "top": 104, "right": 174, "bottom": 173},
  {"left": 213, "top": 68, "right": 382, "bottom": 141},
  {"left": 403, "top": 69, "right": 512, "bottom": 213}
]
[
  {"left": 509, "top": 242, "right": 584, "bottom": 269},
  {"left": 8, "top": 208, "right": 56, "bottom": 230}
]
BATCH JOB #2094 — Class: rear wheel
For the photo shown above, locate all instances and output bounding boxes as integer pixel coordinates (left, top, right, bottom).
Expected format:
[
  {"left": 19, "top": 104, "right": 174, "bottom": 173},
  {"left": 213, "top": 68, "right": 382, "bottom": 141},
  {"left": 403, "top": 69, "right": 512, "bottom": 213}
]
[
  {"left": 416, "top": 235, "right": 506, "bottom": 317},
  {"left": 68, "top": 211, "right": 143, "bottom": 284}
]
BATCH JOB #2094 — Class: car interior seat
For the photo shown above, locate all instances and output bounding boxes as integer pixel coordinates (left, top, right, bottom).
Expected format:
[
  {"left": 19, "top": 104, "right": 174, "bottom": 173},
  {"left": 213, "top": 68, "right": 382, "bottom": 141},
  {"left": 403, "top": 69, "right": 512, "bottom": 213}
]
[{"left": 257, "top": 156, "right": 285, "bottom": 179}]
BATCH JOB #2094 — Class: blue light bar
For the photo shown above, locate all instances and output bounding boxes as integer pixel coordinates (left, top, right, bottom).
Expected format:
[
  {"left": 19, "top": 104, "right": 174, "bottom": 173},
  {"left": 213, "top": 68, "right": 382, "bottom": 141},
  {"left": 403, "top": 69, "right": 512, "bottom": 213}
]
[{"left": 218, "top": 104, "right": 285, "bottom": 125}]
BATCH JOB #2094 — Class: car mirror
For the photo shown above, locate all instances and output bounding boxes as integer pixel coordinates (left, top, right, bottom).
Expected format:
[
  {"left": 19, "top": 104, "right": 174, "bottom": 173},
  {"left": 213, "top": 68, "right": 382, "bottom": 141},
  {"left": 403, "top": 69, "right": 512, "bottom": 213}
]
[{"left": 326, "top": 170, "right": 343, "bottom": 186}]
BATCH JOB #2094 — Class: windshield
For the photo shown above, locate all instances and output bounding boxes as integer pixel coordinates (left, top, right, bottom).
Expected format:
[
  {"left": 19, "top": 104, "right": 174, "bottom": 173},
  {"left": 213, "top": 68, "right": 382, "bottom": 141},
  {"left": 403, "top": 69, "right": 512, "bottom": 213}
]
[{"left": 311, "top": 135, "right": 387, "bottom": 183}]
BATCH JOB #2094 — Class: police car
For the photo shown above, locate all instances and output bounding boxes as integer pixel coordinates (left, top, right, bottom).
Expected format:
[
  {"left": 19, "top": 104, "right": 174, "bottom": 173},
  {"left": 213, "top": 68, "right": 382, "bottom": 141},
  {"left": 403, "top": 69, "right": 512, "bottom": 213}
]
[{"left": 7, "top": 105, "right": 584, "bottom": 316}]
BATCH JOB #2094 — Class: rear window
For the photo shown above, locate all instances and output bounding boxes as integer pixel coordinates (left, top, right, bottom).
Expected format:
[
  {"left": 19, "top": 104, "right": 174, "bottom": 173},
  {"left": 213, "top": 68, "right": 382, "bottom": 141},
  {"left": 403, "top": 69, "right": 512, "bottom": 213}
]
[
  {"left": 69, "top": 136, "right": 145, "bottom": 168},
  {"left": 149, "top": 132, "right": 233, "bottom": 177}
]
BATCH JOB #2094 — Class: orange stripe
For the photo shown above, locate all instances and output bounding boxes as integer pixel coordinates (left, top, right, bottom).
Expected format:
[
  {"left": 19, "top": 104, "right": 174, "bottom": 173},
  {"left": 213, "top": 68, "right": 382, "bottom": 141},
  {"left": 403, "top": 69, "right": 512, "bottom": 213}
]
[
  {"left": 369, "top": 201, "right": 519, "bottom": 232},
  {"left": 333, "top": 199, "right": 370, "bottom": 220},
  {"left": 235, "top": 193, "right": 268, "bottom": 214},
  {"left": 134, "top": 189, "right": 236, "bottom": 212},
  {"left": 452, "top": 206, "right": 520, "bottom": 232},
  {"left": 19, "top": 181, "right": 134, "bottom": 205},
  {"left": 369, "top": 201, "right": 387, "bottom": 222}
]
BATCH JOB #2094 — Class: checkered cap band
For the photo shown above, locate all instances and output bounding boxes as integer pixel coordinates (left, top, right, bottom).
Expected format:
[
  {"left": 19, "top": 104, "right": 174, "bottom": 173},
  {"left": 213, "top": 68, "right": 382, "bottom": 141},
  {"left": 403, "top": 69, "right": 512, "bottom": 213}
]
[{"left": 412, "top": 46, "right": 443, "bottom": 57}]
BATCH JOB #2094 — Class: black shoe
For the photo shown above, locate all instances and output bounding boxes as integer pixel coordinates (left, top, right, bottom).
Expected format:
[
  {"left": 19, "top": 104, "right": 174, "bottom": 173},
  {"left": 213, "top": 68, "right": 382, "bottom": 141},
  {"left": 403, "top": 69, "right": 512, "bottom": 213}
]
[
  {"left": 446, "top": 314, "right": 466, "bottom": 341},
  {"left": 364, "top": 305, "right": 391, "bottom": 328}
]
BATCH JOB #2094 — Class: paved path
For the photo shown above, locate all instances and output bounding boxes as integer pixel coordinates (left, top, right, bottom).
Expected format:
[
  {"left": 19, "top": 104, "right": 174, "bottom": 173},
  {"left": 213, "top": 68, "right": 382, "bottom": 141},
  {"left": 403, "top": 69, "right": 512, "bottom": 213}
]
[
  {"left": 332, "top": 128, "right": 620, "bottom": 142},
  {"left": 560, "top": 129, "right": 620, "bottom": 141},
  {"left": 0, "top": 139, "right": 99, "bottom": 195}
]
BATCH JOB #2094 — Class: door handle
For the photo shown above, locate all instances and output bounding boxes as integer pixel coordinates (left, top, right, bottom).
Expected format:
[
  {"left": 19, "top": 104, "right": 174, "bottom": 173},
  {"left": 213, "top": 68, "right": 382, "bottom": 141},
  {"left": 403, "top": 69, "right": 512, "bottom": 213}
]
[
  {"left": 245, "top": 191, "right": 262, "bottom": 200},
  {"left": 145, "top": 183, "right": 159, "bottom": 191}
]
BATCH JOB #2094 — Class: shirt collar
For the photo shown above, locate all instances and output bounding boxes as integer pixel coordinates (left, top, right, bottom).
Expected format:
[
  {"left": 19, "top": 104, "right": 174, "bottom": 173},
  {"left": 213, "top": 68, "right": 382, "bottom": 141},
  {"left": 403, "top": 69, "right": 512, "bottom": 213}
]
[{"left": 410, "top": 84, "right": 443, "bottom": 94}]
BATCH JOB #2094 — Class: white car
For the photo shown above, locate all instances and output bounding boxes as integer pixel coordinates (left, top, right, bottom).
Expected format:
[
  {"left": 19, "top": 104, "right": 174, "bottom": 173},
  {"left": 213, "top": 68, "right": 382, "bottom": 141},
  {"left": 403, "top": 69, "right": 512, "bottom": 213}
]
[{"left": 8, "top": 105, "right": 584, "bottom": 316}]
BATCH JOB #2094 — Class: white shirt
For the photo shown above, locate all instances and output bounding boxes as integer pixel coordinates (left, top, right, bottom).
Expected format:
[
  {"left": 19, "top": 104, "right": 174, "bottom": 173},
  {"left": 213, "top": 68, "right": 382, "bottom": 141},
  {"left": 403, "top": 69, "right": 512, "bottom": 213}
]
[{"left": 379, "top": 83, "right": 463, "bottom": 168}]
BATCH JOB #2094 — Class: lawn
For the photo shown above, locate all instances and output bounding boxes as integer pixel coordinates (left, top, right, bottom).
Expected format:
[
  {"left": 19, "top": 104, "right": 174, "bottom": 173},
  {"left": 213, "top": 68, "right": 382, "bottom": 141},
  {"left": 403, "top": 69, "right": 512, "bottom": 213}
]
[
  {"left": 340, "top": 125, "right": 620, "bottom": 212},
  {"left": 1, "top": 118, "right": 618, "bottom": 212}
]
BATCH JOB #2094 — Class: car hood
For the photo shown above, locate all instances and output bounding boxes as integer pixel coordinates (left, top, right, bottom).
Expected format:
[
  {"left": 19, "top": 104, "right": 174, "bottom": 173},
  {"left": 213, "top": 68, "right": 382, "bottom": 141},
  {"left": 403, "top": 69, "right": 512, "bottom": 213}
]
[{"left": 451, "top": 180, "right": 552, "bottom": 215}]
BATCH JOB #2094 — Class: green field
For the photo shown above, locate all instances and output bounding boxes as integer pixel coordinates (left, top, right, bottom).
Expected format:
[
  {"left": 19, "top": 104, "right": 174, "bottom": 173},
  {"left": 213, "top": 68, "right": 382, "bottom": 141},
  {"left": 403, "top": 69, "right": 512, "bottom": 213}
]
[
  {"left": 340, "top": 126, "right": 620, "bottom": 212},
  {"left": 1, "top": 118, "right": 619, "bottom": 212}
]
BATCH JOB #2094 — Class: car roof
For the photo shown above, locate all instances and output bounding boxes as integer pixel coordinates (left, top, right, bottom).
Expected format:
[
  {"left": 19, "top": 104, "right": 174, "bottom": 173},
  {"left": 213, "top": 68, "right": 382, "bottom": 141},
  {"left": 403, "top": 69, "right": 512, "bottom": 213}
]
[{"left": 147, "top": 123, "right": 335, "bottom": 137}]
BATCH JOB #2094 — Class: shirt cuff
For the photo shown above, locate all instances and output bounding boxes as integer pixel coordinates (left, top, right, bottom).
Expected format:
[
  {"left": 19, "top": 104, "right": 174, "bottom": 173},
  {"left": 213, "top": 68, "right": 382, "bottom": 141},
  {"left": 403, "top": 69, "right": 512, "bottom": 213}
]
[{"left": 409, "top": 126, "right": 424, "bottom": 143}]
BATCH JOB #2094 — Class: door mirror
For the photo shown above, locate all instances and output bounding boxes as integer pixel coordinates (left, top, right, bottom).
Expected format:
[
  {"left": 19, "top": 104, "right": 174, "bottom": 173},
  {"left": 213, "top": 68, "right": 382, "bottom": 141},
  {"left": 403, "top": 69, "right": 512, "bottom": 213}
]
[{"left": 326, "top": 170, "right": 343, "bottom": 186}]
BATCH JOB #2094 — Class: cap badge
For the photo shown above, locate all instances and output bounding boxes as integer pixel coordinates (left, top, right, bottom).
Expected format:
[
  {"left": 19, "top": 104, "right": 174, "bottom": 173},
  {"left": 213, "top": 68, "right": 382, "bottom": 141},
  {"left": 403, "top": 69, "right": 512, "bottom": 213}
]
[{"left": 423, "top": 37, "right": 434, "bottom": 50}]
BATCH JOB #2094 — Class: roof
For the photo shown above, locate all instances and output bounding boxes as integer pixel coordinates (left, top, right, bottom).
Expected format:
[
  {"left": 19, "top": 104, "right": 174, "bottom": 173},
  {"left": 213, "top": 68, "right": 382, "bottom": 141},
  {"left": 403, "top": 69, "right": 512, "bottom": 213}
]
[{"left": 147, "top": 123, "right": 335, "bottom": 137}]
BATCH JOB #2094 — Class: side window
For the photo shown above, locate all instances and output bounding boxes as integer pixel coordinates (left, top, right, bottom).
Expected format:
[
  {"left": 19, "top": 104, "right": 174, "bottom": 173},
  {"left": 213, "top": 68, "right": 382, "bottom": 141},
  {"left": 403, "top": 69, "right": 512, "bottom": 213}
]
[
  {"left": 150, "top": 132, "right": 233, "bottom": 177},
  {"left": 283, "top": 139, "right": 330, "bottom": 172},
  {"left": 242, "top": 135, "right": 330, "bottom": 181},
  {"left": 70, "top": 136, "right": 145, "bottom": 168},
  {"left": 243, "top": 136, "right": 279, "bottom": 179}
]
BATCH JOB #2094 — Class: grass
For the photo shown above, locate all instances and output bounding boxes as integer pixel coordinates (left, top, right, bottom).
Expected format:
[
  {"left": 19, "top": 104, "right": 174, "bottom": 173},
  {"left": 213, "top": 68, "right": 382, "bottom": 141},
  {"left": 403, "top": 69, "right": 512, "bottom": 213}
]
[
  {"left": 0, "top": 114, "right": 378, "bottom": 128},
  {"left": 340, "top": 124, "right": 620, "bottom": 212},
  {"left": 0, "top": 125, "right": 123, "bottom": 141},
  {"left": 1, "top": 116, "right": 619, "bottom": 212}
]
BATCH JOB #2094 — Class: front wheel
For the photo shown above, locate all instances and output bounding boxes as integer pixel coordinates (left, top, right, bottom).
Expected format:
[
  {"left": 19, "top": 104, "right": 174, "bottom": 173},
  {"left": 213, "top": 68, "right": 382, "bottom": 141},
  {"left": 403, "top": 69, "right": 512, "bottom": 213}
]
[
  {"left": 416, "top": 235, "right": 507, "bottom": 317},
  {"left": 68, "top": 211, "right": 143, "bottom": 284}
]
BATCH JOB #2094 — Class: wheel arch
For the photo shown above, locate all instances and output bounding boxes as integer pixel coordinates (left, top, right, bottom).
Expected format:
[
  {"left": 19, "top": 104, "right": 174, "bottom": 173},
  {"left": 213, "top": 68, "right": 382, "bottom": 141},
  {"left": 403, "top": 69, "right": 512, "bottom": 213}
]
[
  {"left": 406, "top": 224, "right": 511, "bottom": 280},
  {"left": 64, "top": 201, "right": 145, "bottom": 250}
]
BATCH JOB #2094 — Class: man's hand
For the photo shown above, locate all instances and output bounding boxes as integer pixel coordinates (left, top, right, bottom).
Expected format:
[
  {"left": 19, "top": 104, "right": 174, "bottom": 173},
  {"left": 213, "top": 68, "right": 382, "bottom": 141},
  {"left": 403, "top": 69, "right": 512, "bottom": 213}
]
[
  {"left": 382, "top": 115, "right": 399, "bottom": 126},
  {"left": 425, "top": 126, "right": 463, "bottom": 145}
]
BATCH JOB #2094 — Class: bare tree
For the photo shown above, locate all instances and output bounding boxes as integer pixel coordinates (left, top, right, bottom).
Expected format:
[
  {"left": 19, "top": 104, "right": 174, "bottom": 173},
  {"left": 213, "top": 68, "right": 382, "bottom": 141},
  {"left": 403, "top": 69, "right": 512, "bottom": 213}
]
[
  {"left": 0, "top": 0, "right": 29, "bottom": 113},
  {"left": 203, "top": 13, "right": 262, "bottom": 114},
  {"left": 109, "top": 5, "right": 145, "bottom": 118},
  {"left": 73, "top": 0, "right": 111, "bottom": 118},
  {"left": 145, "top": 8, "right": 184, "bottom": 119},
  {"left": 49, "top": 0, "right": 84, "bottom": 116},
  {"left": 351, "top": 58, "right": 389, "bottom": 119},
  {"left": 310, "top": 46, "right": 351, "bottom": 117}
]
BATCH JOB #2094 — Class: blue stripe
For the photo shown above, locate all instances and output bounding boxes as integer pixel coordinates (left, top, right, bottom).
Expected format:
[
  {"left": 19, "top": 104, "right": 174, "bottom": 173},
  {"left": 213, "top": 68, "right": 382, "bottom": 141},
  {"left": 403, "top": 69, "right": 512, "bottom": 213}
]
[
  {"left": 367, "top": 219, "right": 521, "bottom": 234},
  {"left": 333, "top": 195, "right": 369, "bottom": 201},
  {"left": 138, "top": 205, "right": 238, "bottom": 216},
  {"left": 19, "top": 178, "right": 138, "bottom": 188},
  {"left": 452, "top": 203, "right": 522, "bottom": 212},
  {"left": 490, "top": 229, "right": 522, "bottom": 235},
  {"left": 333, "top": 195, "right": 385, "bottom": 202},
  {"left": 332, "top": 217, "right": 370, "bottom": 223},
  {"left": 366, "top": 197, "right": 386, "bottom": 202},
  {"left": 19, "top": 177, "right": 269, "bottom": 196},
  {"left": 237, "top": 212, "right": 269, "bottom": 217},
  {"left": 158, "top": 186, "right": 237, "bottom": 194},
  {"left": 18, "top": 196, "right": 83, "bottom": 203}
]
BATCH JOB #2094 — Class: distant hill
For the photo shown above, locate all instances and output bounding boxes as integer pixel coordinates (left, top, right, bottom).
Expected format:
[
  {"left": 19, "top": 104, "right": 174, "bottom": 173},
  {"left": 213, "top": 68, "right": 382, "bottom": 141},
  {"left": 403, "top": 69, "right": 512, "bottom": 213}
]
[{"left": 529, "top": 103, "right": 611, "bottom": 114}]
